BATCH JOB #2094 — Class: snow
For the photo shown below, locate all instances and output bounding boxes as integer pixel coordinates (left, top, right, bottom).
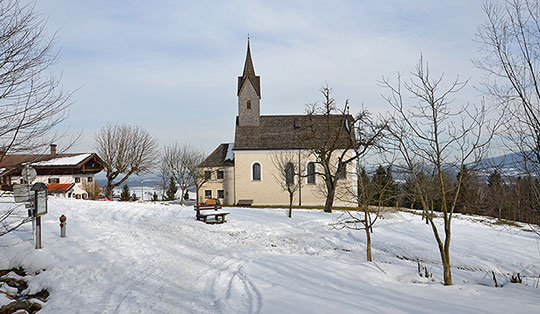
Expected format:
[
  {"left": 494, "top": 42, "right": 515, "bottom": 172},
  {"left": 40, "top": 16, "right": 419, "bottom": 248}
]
[
  {"left": 225, "top": 143, "right": 234, "bottom": 161},
  {"left": 31, "top": 154, "right": 91, "bottom": 166},
  {"left": 0, "top": 198, "right": 539, "bottom": 313}
]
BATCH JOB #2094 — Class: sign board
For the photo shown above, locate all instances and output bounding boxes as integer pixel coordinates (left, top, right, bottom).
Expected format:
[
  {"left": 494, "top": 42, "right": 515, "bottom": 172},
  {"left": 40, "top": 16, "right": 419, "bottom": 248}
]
[
  {"left": 31, "top": 183, "right": 48, "bottom": 216},
  {"left": 21, "top": 166, "right": 37, "bottom": 183},
  {"left": 13, "top": 184, "right": 31, "bottom": 203},
  {"left": 35, "top": 191, "right": 47, "bottom": 216}
]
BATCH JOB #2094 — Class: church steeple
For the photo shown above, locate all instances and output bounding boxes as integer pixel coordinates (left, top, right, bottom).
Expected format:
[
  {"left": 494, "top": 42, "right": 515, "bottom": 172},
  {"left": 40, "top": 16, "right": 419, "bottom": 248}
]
[
  {"left": 238, "top": 39, "right": 260, "bottom": 97},
  {"left": 237, "top": 38, "right": 261, "bottom": 127}
]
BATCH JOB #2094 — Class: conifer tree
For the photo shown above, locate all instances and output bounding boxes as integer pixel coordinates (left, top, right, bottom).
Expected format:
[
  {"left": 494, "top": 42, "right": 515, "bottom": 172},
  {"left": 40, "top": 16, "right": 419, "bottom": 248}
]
[
  {"left": 166, "top": 176, "right": 178, "bottom": 201},
  {"left": 120, "top": 184, "right": 131, "bottom": 202}
]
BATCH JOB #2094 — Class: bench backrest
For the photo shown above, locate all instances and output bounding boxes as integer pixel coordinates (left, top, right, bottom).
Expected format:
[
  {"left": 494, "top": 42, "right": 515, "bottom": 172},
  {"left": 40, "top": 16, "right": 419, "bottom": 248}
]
[{"left": 195, "top": 205, "right": 222, "bottom": 210}]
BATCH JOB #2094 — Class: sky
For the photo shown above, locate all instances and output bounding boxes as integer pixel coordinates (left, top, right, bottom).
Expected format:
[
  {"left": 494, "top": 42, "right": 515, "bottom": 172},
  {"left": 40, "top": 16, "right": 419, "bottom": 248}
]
[{"left": 33, "top": 0, "right": 487, "bottom": 154}]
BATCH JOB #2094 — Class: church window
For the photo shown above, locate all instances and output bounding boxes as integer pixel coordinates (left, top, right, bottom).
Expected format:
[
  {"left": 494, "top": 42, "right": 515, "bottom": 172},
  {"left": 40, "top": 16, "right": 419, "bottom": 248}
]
[
  {"left": 252, "top": 162, "right": 261, "bottom": 181},
  {"left": 217, "top": 170, "right": 224, "bottom": 180},
  {"left": 307, "top": 162, "right": 316, "bottom": 184},
  {"left": 337, "top": 164, "right": 347, "bottom": 179},
  {"left": 247, "top": 100, "right": 251, "bottom": 110},
  {"left": 285, "top": 162, "right": 295, "bottom": 185}
]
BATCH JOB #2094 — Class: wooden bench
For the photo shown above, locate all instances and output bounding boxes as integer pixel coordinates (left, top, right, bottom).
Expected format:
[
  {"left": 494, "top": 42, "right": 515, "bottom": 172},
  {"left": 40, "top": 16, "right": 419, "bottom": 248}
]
[
  {"left": 194, "top": 204, "right": 229, "bottom": 224},
  {"left": 236, "top": 199, "right": 253, "bottom": 206}
]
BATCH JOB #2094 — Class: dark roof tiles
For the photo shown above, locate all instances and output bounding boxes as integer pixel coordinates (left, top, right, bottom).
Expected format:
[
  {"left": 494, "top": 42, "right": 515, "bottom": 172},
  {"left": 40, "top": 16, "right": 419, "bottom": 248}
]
[{"left": 234, "top": 115, "right": 353, "bottom": 150}]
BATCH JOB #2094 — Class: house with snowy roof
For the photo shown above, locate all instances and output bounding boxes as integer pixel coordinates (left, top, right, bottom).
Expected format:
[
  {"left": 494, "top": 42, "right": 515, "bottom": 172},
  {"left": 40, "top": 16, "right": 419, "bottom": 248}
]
[
  {"left": 197, "top": 41, "right": 356, "bottom": 206},
  {"left": 0, "top": 144, "right": 104, "bottom": 199}
]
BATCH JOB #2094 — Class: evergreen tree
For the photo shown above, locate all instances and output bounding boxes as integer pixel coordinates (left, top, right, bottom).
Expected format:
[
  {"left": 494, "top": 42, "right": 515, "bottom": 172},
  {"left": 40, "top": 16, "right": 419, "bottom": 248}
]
[
  {"left": 152, "top": 192, "right": 159, "bottom": 201},
  {"left": 120, "top": 184, "right": 131, "bottom": 202},
  {"left": 371, "top": 165, "right": 398, "bottom": 206},
  {"left": 184, "top": 190, "right": 189, "bottom": 200},
  {"left": 131, "top": 192, "right": 138, "bottom": 201},
  {"left": 166, "top": 176, "right": 178, "bottom": 200}
]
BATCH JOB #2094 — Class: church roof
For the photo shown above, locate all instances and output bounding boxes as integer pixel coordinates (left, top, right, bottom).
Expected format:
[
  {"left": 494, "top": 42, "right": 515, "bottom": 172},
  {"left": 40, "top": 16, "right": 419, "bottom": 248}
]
[
  {"left": 237, "top": 40, "right": 261, "bottom": 97},
  {"left": 234, "top": 114, "right": 354, "bottom": 150},
  {"left": 198, "top": 143, "right": 235, "bottom": 168}
]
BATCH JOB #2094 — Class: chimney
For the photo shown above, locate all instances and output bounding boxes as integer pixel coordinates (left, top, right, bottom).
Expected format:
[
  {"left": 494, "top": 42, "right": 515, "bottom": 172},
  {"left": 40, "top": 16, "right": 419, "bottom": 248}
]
[{"left": 50, "top": 144, "right": 57, "bottom": 155}]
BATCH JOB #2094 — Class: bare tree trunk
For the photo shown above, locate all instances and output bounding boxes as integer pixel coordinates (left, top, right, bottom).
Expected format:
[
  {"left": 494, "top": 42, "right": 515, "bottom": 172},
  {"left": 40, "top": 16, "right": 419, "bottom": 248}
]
[
  {"left": 106, "top": 182, "right": 113, "bottom": 200},
  {"left": 324, "top": 183, "right": 335, "bottom": 213},
  {"left": 365, "top": 215, "right": 372, "bottom": 262},
  {"left": 289, "top": 194, "right": 293, "bottom": 218},
  {"left": 324, "top": 187, "right": 336, "bottom": 213},
  {"left": 179, "top": 187, "right": 186, "bottom": 206},
  {"left": 442, "top": 249, "right": 452, "bottom": 285}
]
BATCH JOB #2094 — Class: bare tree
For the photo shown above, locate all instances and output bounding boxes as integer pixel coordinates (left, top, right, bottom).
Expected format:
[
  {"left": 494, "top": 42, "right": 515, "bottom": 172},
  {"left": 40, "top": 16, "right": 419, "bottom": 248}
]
[
  {"left": 271, "top": 152, "right": 303, "bottom": 218},
  {"left": 382, "top": 57, "right": 498, "bottom": 285},
  {"left": 335, "top": 162, "right": 395, "bottom": 262},
  {"left": 476, "top": 0, "right": 540, "bottom": 233},
  {"left": 0, "top": 0, "right": 72, "bottom": 237},
  {"left": 0, "top": 0, "right": 72, "bottom": 162},
  {"left": 304, "top": 86, "right": 385, "bottom": 213},
  {"left": 83, "top": 182, "right": 102, "bottom": 200},
  {"left": 162, "top": 142, "right": 204, "bottom": 205},
  {"left": 95, "top": 124, "right": 160, "bottom": 199}
]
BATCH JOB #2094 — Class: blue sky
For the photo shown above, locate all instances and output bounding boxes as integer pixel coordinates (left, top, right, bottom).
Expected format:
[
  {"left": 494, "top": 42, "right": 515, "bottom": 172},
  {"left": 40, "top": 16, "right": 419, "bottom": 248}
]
[{"left": 34, "top": 0, "right": 486, "bottom": 154}]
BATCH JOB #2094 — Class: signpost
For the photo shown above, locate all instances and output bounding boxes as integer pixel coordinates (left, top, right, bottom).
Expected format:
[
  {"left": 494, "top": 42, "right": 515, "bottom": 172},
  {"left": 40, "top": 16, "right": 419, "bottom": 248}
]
[
  {"left": 31, "top": 183, "right": 47, "bottom": 249},
  {"left": 11, "top": 165, "right": 48, "bottom": 249}
]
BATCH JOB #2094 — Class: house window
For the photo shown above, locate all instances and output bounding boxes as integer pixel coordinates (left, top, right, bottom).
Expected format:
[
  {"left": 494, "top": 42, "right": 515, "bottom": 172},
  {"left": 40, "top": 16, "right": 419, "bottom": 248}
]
[
  {"left": 217, "top": 170, "right": 224, "bottom": 180},
  {"left": 337, "top": 164, "right": 347, "bottom": 179},
  {"left": 48, "top": 178, "right": 60, "bottom": 184},
  {"left": 285, "top": 162, "right": 295, "bottom": 185},
  {"left": 247, "top": 100, "right": 251, "bottom": 110},
  {"left": 204, "top": 190, "right": 212, "bottom": 199},
  {"left": 88, "top": 177, "right": 93, "bottom": 183},
  {"left": 75, "top": 177, "right": 80, "bottom": 183},
  {"left": 204, "top": 171, "right": 211, "bottom": 180},
  {"left": 252, "top": 162, "right": 261, "bottom": 181},
  {"left": 307, "top": 162, "right": 316, "bottom": 184},
  {"left": 217, "top": 190, "right": 224, "bottom": 199}
]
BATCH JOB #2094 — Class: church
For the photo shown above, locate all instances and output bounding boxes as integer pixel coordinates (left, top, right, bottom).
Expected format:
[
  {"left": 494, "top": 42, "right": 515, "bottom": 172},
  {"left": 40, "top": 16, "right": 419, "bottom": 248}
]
[{"left": 197, "top": 41, "right": 356, "bottom": 207}]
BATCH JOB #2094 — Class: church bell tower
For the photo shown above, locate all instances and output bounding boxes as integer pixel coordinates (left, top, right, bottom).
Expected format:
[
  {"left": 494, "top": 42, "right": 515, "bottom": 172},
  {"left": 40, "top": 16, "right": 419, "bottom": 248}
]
[{"left": 237, "top": 39, "right": 261, "bottom": 127}]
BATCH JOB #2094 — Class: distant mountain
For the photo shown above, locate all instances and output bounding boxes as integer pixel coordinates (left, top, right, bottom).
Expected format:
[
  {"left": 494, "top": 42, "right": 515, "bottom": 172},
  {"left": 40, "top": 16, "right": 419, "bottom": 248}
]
[{"left": 94, "top": 172, "right": 162, "bottom": 188}]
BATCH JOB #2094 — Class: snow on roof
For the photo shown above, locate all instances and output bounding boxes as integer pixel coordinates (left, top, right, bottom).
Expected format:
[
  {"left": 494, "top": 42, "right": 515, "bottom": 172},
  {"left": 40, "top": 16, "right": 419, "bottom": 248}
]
[
  {"left": 225, "top": 143, "right": 234, "bottom": 161},
  {"left": 31, "top": 153, "right": 91, "bottom": 167}
]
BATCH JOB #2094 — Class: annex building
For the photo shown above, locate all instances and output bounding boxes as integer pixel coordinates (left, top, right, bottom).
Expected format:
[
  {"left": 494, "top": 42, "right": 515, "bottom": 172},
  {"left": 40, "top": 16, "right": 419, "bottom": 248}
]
[{"left": 0, "top": 144, "right": 104, "bottom": 199}]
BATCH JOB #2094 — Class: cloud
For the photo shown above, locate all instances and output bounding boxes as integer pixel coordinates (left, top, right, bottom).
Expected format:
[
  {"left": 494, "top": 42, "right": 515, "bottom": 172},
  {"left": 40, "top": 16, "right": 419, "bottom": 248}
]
[{"left": 34, "top": 0, "right": 486, "bottom": 153}]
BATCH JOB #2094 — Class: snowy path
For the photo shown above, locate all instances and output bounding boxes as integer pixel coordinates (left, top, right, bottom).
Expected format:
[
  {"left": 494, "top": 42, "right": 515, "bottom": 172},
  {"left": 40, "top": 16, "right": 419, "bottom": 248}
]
[{"left": 0, "top": 198, "right": 539, "bottom": 313}]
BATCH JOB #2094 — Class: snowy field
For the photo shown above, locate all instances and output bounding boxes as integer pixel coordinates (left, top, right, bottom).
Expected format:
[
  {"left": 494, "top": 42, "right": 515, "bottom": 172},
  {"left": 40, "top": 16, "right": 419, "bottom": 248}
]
[{"left": 0, "top": 198, "right": 539, "bottom": 313}]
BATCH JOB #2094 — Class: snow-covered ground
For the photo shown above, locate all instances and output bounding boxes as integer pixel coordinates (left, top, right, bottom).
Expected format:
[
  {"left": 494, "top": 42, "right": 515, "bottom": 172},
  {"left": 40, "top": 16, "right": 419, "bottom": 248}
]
[{"left": 0, "top": 198, "right": 539, "bottom": 313}]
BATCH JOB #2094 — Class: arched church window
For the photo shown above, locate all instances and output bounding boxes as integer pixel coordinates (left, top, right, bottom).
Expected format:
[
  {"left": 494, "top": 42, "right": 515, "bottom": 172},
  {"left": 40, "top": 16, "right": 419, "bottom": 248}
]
[
  {"left": 307, "top": 162, "right": 316, "bottom": 184},
  {"left": 285, "top": 162, "right": 295, "bottom": 185},
  {"left": 252, "top": 162, "right": 261, "bottom": 181},
  {"left": 247, "top": 100, "right": 251, "bottom": 110}
]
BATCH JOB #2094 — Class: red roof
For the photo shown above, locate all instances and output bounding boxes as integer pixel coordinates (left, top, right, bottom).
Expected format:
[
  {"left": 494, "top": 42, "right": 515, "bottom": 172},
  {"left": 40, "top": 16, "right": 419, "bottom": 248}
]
[{"left": 47, "top": 184, "right": 75, "bottom": 192}]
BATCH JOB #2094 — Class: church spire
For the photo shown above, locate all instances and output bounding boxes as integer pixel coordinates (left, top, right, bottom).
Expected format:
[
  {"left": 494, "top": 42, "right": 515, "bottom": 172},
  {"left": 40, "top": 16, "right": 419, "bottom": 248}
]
[
  {"left": 238, "top": 38, "right": 260, "bottom": 97},
  {"left": 242, "top": 38, "right": 256, "bottom": 78},
  {"left": 237, "top": 38, "right": 261, "bottom": 127}
]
